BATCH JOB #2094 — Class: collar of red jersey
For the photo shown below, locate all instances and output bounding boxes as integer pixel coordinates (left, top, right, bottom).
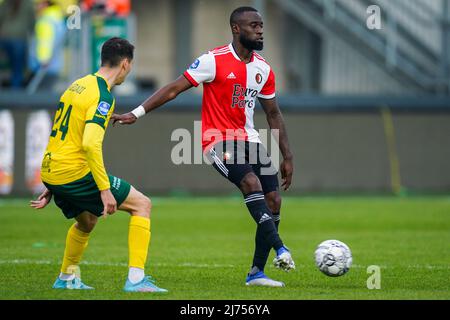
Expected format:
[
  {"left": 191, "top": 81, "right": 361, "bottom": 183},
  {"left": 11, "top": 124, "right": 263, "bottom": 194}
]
[{"left": 228, "top": 43, "right": 255, "bottom": 63}]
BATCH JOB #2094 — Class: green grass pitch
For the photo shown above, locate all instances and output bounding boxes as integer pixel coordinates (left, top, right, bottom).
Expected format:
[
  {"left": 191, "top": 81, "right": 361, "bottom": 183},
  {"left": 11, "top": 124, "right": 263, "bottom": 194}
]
[{"left": 0, "top": 196, "right": 449, "bottom": 300}]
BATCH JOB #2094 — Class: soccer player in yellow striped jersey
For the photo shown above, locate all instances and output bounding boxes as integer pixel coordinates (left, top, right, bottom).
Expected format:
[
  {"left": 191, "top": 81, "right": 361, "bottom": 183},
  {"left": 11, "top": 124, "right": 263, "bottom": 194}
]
[{"left": 30, "top": 37, "right": 167, "bottom": 293}]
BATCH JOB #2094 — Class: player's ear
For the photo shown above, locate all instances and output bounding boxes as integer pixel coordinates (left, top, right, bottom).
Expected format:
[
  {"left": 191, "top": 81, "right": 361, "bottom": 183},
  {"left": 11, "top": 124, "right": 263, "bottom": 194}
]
[
  {"left": 120, "top": 58, "right": 128, "bottom": 71},
  {"left": 231, "top": 23, "right": 240, "bottom": 34},
  {"left": 126, "top": 58, "right": 133, "bottom": 69}
]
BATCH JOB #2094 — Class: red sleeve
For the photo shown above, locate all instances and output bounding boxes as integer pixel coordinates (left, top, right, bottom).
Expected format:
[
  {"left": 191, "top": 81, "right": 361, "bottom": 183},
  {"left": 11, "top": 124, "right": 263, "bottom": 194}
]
[{"left": 258, "top": 69, "right": 276, "bottom": 99}]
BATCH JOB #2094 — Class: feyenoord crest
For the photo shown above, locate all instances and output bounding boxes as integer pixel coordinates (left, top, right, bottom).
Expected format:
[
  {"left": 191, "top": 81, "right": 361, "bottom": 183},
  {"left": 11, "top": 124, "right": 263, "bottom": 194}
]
[{"left": 255, "top": 73, "right": 262, "bottom": 84}]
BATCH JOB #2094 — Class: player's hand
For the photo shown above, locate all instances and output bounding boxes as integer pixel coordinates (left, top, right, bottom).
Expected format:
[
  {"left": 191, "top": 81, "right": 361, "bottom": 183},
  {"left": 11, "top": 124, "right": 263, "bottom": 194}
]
[
  {"left": 112, "top": 112, "right": 137, "bottom": 126},
  {"left": 30, "top": 188, "right": 52, "bottom": 209},
  {"left": 280, "top": 158, "right": 293, "bottom": 191},
  {"left": 100, "top": 189, "right": 117, "bottom": 218}
]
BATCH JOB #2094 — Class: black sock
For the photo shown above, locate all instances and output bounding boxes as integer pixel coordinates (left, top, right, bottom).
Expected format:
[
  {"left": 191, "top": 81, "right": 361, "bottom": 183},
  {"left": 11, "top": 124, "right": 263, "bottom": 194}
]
[
  {"left": 251, "top": 212, "right": 281, "bottom": 272},
  {"left": 252, "top": 224, "right": 271, "bottom": 271},
  {"left": 245, "top": 192, "right": 283, "bottom": 271},
  {"left": 273, "top": 212, "right": 280, "bottom": 231}
]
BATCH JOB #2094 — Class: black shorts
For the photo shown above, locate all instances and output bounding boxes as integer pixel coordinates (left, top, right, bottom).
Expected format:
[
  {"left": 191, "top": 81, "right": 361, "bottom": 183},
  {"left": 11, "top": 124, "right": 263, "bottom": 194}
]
[{"left": 207, "top": 140, "right": 279, "bottom": 194}]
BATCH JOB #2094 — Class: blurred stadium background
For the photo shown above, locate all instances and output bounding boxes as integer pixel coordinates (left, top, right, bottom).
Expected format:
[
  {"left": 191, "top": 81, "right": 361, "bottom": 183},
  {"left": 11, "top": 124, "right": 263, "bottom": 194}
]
[{"left": 1, "top": 0, "right": 450, "bottom": 197}]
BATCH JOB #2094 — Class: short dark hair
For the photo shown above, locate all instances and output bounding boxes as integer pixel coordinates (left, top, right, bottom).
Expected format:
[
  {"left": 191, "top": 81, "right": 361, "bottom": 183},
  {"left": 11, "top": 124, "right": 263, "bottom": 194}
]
[
  {"left": 230, "top": 6, "right": 259, "bottom": 26},
  {"left": 101, "top": 37, "right": 134, "bottom": 67}
]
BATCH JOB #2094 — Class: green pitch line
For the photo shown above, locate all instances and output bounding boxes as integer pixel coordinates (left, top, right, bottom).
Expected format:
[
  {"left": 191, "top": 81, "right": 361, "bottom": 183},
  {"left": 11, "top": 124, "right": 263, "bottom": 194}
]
[{"left": 0, "top": 197, "right": 449, "bottom": 300}]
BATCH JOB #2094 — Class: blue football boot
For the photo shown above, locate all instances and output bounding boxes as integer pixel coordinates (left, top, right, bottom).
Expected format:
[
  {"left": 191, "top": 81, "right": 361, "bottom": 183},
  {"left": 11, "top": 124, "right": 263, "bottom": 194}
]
[
  {"left": 123, "top": 275, "right": 168, "bottom": 293},
  {"left": 52, "top": 276, "right": 94, "bottom": 290},
  {"left": 246, "top": 271, "right": 285, "bottom": 287}
]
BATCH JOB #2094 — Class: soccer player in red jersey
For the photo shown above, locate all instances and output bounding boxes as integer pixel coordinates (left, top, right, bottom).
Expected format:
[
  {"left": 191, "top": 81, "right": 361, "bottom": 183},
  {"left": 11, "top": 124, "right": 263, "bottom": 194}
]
[{"left": 113, "top": 6, "right": 295, "bottom": 287}]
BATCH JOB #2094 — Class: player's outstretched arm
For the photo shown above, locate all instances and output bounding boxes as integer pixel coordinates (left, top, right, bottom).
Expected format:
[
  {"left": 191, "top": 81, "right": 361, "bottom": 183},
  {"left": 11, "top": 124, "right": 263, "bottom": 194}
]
[
  {"left": 259, "top": 97, "right": 294, "bottom": 191},
  {"left": 30, "top": 188, "right": 53, "bottom": 209},
  {"left": 112, "top": 75, "right": 193, "bottom": 125}
]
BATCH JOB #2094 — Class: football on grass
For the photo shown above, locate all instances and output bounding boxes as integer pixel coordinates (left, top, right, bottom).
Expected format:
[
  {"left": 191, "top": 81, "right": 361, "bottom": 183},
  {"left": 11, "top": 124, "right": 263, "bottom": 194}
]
[{"left": 315, "top": 240, "right": 352, "bottom": 277}]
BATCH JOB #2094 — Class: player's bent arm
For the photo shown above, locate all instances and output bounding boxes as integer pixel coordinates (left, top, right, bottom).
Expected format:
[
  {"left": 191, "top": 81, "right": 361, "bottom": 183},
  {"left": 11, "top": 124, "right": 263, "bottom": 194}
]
[
  {"left": 82, "top": 123, "right": 111, "bottom": 191},
  {"left": 259, "top": 97, "right": 293, "bottom": 161},
  {"left": 259, "top": 97, "right": 294, "bottom": 190}
]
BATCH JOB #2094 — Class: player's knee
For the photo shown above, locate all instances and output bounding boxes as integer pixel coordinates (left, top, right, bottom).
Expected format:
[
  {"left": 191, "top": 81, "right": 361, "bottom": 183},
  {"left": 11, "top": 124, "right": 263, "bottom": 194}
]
[
  {"left": 138, "top": 195, "right": 151, "bottom": 218},
  {"left": 77, "top": 216, "right": 97, "bottom": 233},
  {"left": 240, "top": 173, "right": 262, "bottom": 193},
  {"left": 266, "top": 192, "right": 282, "bottom": 213},
  {"left": 85, "top": 220, "right": 97, "bottom": 233}
]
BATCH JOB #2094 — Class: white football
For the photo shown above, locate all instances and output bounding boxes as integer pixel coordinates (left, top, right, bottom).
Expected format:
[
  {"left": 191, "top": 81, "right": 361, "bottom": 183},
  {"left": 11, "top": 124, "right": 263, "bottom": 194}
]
[{"left": 314, "top": 240, "right": 352, "bottom": 277}]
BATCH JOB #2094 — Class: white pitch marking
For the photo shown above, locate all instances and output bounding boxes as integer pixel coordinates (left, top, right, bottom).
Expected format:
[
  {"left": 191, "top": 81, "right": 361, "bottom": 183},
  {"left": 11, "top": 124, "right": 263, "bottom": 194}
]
[
  {"left": 0, "top": 259, "right": 236, "bottom": 269},
  {"left": 0, "top": 260, "right": 448, "bottom": 270}
]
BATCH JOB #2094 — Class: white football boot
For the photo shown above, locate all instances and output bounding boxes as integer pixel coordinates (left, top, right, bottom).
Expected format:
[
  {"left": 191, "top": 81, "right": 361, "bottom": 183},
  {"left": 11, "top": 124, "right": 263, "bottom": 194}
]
[{"left": 273, "top": 246, "right": 296, "bottom": 272}]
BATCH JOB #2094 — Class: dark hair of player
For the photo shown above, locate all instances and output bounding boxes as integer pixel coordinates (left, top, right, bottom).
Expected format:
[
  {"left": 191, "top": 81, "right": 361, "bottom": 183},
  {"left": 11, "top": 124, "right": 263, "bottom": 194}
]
[
  {"left": 229, "top": 6, "right": 259, "bottom": 26},
  {"left": 101, "top": 37, "right": 135, "bottom": 67}
]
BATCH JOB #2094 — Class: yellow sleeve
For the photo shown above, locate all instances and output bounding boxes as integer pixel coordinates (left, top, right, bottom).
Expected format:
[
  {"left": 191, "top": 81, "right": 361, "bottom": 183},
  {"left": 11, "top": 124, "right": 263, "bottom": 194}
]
[
  {"left": 82, "top": 96, "right": 115, "bottom": 191},
  {"left": 82, "top": 123, "right": 110, "bottom": 190}
]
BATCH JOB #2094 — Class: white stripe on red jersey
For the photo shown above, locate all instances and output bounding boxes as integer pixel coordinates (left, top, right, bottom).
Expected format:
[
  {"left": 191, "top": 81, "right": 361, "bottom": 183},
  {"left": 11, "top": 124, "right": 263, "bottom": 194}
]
[
  {"left": 184, "top": 43, "right": 276, "bottom": 151},
  {"left": 211, "top": 45, "right": 230, "bottom": 53}
]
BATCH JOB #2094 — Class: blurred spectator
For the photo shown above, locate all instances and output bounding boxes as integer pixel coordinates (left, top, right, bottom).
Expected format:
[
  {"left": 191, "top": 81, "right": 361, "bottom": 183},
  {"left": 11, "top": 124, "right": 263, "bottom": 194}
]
[
  {"left": 28, "top": 0, "right": 65, "bottom": 91},
  {"left": 0, "top": 0, "right": 36, "bottom": 88},
  {"left": 82, "top": 0, "right": 130, "bottom": 17},
  {"left": 53, "top": 0, "right": 78, "bottom": 14}
]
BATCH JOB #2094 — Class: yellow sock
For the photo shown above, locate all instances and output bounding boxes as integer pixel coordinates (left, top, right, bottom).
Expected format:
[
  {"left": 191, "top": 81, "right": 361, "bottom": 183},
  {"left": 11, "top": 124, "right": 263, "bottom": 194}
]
[
  {"left": 61, "top": 224, "right": 90, "bottom": 274},
  {"left": 128, "top": 216, "right": 151, "bottom": 269}
]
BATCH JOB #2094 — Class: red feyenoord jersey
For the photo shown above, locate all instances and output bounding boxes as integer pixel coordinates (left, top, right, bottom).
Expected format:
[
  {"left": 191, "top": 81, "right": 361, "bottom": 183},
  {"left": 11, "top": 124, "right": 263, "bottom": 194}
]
[{"left": 183, "top": 43, "right": 276, "bottom": 151}]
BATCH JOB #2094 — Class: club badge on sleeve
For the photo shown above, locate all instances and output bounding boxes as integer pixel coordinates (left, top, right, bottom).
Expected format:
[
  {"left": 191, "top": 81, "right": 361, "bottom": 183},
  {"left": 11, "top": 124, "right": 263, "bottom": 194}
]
[{"left": 97, "top": 101, "right": 111, "bottom": 116}]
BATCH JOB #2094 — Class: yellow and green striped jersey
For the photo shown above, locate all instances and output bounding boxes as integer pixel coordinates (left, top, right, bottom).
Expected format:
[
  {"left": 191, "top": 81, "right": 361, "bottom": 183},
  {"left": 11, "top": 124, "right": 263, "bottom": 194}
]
[{"left": 41, "top": 72, "right": 115, "bottom": 190}]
